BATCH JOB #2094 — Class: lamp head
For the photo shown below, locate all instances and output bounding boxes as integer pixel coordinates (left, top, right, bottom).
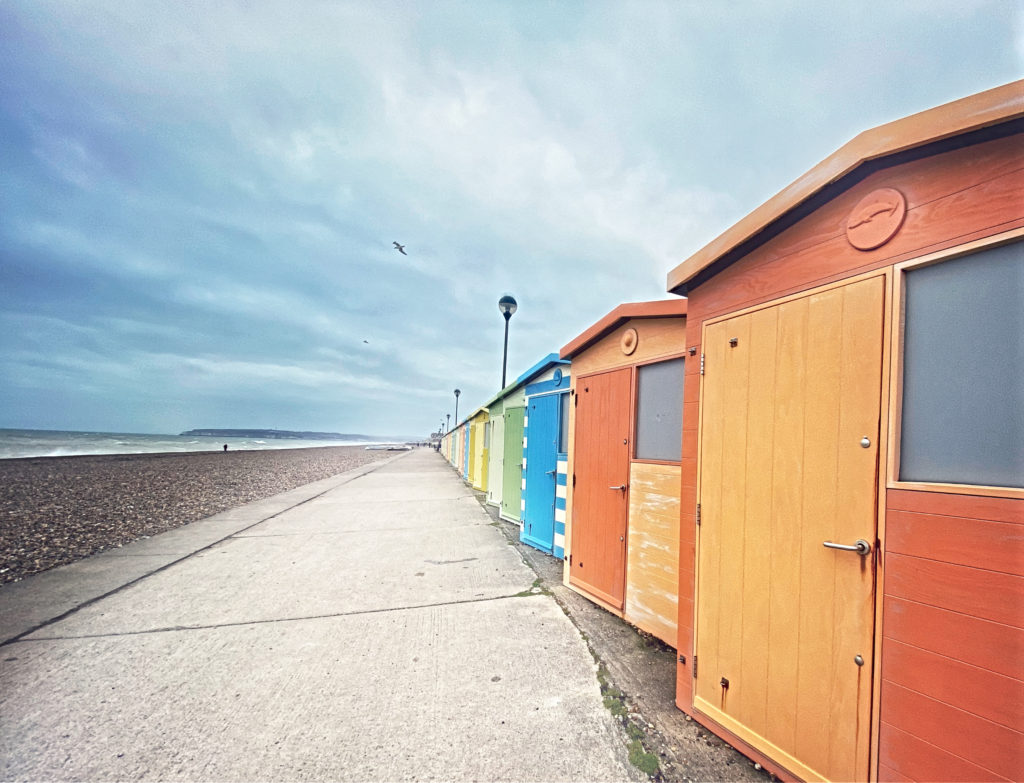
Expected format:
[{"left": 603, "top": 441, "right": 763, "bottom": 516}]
[
  {"left": 454, "top": 388, "right": 461, "bottom": 398},
  {"left": 498, "top": 294, "right": 517, "bottom": 320}
]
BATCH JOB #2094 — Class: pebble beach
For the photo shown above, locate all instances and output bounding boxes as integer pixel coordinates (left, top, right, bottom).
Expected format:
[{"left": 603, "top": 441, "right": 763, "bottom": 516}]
[{"left": 0, "top": 445, "right": 395, "bottom": 585}]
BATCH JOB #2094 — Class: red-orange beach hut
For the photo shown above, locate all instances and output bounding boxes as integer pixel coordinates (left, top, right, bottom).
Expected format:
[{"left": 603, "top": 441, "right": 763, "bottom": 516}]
[
  {"left": 667, "top": 81, "right": 1023, "bottom": 782},
  {"left": 560, "top": 299, "right": 688, "bottom": 648}
]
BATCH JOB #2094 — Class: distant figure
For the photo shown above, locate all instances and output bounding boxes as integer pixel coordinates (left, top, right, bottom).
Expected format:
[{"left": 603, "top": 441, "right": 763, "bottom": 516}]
[
  {"left": 393, "top": 241, "right": 407, "bottom": 255},
  {"left": 223, "top": 444, "right": 228, "bottom": 452},
  {"left": 363, "top": 339, "right": 369, "bottom": 344}
]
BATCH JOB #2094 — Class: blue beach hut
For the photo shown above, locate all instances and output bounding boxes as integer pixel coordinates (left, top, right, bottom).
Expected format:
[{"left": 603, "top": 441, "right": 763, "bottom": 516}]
[{"left": 520, "top": 355, "right": 571, "bottom": 558}]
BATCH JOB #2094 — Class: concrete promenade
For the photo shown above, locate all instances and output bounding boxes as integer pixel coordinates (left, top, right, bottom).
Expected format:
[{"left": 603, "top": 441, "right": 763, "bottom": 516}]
[{"left": 0, "top": 449, "right": 641, "bottom": 782}]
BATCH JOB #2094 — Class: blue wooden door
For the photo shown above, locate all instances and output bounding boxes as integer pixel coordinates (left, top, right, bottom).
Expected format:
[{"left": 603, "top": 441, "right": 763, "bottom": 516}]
[{"left": 522, "top": 393, "right": 558, "bottom": 553}]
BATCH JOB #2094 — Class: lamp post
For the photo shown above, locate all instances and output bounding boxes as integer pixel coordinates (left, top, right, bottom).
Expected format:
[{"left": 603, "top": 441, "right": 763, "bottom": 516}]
[
  {"left": 446, "top": 413, "right": 450, "bottom": 433},
  {"left": 454, "top": 388, "right": 461, "bottom": 424},
  {"left": 498, "top": 294, "right": 517, "bottom": 388}
]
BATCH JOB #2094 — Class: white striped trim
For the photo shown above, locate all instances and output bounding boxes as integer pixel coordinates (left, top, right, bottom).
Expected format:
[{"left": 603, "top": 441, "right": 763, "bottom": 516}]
[
  {"left": 557, "top": 459, "right": 568, "bottom": 473},
  {"left": 521, "top": 479, "right": 527, "bottom": 491},
  {"left": 520, "top": 499, "right": 526, "bottom": 511},
  {"left": 554, "top": 531, "right": 565, "bottom": 548},
  {"left": 556, "top": 484, "right": 567, "bottom": 499},
  {"left": 554, "top": 508, "right": 566, "bottom": 523}
]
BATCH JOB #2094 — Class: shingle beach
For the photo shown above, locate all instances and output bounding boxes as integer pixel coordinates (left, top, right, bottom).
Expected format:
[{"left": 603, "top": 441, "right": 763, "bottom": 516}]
[{"left": 0, "top": 446, "right": 393, "bottom": 585}]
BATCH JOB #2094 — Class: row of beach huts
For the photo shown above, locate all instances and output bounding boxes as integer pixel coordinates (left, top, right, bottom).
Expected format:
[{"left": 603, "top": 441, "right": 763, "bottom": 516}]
[{"left": 440, "top": 82, "right": 1022, "bottom": 783}]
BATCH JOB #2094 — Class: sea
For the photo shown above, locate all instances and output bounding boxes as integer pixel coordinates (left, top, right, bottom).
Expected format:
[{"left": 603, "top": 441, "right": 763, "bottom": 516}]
[{"left": 0, "top": 429, "right": 398, "bottom": 460}]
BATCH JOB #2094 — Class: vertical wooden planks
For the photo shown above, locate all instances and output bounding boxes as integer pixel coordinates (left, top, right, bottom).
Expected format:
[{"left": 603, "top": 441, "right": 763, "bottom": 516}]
[
  {"left": 695, "top": 319, "right": 729, "bottom": 707},
  {"left": 716, "top": 313, "right": 751, "bottom": 719},
  {"left": 829, "top": 276, "right": 885, "bottom": 778},
  {"left": 737, "top": 305, "right": 778, "bottom": 735},
  {"left": 764, "top": 295, "right": 809, "bottom": 752},
  {"left": 793, "top": 286, "right": 843, "bottom": 774}
]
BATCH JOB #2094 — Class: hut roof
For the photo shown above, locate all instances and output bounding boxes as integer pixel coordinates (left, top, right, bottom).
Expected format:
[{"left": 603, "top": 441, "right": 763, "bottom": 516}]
[
  {"left": 666, "top": 80, "right": 1024, "bottom": 295},
  {"left": 560, "top": 299, "right": 688, "bottom": 360}
]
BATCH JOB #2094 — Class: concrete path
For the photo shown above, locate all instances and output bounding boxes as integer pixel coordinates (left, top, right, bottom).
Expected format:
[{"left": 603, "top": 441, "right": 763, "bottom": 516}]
[{"left": 0, "top": 449, "right": 641, "bottom": 782}]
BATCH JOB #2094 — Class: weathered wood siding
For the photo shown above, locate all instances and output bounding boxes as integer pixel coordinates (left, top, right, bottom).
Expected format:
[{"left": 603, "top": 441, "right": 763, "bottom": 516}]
[{"left": 626, "top": 462, "right": 680, "bottom": 648}]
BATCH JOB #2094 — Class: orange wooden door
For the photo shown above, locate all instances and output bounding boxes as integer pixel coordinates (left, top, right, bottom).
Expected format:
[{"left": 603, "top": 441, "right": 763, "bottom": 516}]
[
  {"left": 694, "top": 276, "right": 884, "bottom": 782},
  {"left": 570, "top": 367, "right": 632, "bottom": 609}
]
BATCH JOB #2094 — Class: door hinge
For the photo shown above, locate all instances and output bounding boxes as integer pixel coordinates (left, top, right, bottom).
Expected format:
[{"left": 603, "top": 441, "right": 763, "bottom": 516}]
[
  {"left": 693, "top": 655, "right": 698, "bottom": 678},
  {"left": 700, "top": 352, "right": 705, "bottom": 376},
  {"left": 572, "top": 473, "right": 576, "bottom": 488},
  {"left": 569, "top": 553, "right": 573, "bottom": 565},
  {"left": 696, "top": 503, "right": 701, "bottom": 526}
]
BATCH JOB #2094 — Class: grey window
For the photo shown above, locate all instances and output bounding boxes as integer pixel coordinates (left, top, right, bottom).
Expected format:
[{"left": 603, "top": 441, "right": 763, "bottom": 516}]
[
  {"left": 899, "top": 240, "right": 1023, "bottom": 488},
  {"left": 558, "top": 392, "right": 569, "bottom": 454},
  {"left": 634, "top": 358, "right": 685, "bottom": 462}
]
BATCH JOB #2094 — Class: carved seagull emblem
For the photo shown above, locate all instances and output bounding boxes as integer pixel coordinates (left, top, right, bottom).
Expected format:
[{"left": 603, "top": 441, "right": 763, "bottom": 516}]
[
  {"left": 848, "top": 199, "right": 899, "bottom": 230},
  {"left": 393, "top": 242, "right": 407, "bottom": 255}
]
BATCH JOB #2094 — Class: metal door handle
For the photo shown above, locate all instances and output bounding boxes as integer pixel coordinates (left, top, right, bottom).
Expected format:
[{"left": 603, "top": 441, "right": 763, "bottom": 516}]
[
  {"left": 823, "top": 539, "right": 871, "bottom": 556},
  {"left": 609, "top": 485, "right": 626, "bottom": 491},
  {"left": 546, "top": 469, "right": 557, "bottom": 475}
]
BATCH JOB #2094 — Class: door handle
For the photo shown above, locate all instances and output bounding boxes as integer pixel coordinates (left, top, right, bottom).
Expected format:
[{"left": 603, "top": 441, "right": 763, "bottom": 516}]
[
  {"left": 609, "top": 485, "right": 626, "bottom": 491},
  {"left": 546, "top": 469, "right": 557, "bottom": 475},
  {"left": 823, "top": 539, "right": 871, "bottom": 556}
]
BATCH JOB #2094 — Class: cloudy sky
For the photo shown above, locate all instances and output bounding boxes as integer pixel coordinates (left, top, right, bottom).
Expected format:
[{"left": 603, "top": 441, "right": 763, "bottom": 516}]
[{"left": 1, "top": 2, "right": 1020, "bottom": 438}]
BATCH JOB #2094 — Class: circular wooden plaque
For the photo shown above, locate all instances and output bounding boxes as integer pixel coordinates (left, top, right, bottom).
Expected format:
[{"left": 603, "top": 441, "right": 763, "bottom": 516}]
[{"left": 845, "top": 188, "right": 907, "bottom": 250}]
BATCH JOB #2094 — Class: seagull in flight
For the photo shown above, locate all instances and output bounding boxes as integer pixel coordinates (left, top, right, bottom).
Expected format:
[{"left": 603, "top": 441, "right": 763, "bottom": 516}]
[{"left": 393, "top": 241, "right": 407, "bottom": 255}]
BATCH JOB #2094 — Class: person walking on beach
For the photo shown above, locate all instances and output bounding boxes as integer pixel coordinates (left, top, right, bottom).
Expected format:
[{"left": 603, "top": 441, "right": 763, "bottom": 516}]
[{"left": 223, "top": 444, "right": 228, "bottom": 452}]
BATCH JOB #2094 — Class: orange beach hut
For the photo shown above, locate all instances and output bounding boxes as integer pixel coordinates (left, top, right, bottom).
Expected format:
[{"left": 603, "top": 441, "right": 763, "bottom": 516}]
[
  {"left": 559, "top": 299, "right": 689, "bottom": 648},
  {"left": 667, "top": 81, "right": 1023, "bottom": 782}
]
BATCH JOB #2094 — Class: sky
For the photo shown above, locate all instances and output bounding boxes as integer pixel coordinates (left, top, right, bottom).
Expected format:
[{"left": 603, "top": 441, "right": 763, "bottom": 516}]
[{"left": 1, "top": 2, "right": 1020, "bottom": 438}]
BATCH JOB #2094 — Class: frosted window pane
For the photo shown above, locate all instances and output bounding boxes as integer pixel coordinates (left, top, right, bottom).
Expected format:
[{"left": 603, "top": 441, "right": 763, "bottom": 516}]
[
  {"left": 558, "top": 392, "right": 569, "bottom": 453},
  {"left": 900, "top": 241, "right": 1023, "bottom": 488},
  {"left": 635, "top": 358, "right": 685, "bottom": 462}
]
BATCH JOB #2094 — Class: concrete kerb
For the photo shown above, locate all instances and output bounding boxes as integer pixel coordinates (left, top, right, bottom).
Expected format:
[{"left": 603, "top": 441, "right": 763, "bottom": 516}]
[{"left": 0, "top": 450, "right": 411, "bottom": 647}]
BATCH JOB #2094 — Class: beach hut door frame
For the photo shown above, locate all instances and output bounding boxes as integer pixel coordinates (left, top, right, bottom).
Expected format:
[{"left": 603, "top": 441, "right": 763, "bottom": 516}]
[{"left": 692, "top": 275, "right": 884, "bottom": 783}]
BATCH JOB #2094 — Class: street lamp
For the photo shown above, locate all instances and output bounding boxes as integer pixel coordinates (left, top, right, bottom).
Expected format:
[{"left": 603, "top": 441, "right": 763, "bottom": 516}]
[
  {"left": 446, "top": 413, "right": 450, "bottom": 432},
  {"left": 454, "top": 388, "right": 461, "bottom": 424},
  {"left": 498, "top": 294, "right": 517, "bottom": 388}
]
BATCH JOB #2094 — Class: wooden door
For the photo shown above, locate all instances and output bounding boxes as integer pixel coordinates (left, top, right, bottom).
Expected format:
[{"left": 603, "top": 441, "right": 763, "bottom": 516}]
[
  {"left": 570, "top": 367, "right": 632, "bottom": 609},
  {"left": 501, "top": 408, "right": 524, "bottom": 521},
  {"left": 694, "top": 276, "right": 884, "bottom": 782},
  {"left": 523, "top": 393, "right": 559, "bottom": 552}
]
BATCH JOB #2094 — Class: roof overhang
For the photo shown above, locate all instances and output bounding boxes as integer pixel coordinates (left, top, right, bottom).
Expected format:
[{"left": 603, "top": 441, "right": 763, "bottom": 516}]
[
  {"left": 560, "top": 299, "right": 688, "bottom": 360},
  {"left": 666, "top": 80, "right": 1024, "bottom": 295}
]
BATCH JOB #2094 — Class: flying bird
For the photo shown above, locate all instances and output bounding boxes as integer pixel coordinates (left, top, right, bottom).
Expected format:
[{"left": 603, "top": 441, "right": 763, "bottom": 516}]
[
  {"left": 393, "top": 241, "right": 407, "bottom": 255},
  {"left": 363, "top": 340, "right": 369, "bottom": 344}
]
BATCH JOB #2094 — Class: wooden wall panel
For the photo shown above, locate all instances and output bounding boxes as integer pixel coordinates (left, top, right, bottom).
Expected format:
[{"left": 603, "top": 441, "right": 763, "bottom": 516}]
[
  {"left": 884, "top": 553, "right": 1023, "bottom": 627},
  {"left": 886, "top": 488, "right": 1023, "bottom": 523},
  {"left": 886, "top": 510, "right": 1022, "bottom": 574},
  {"left": 881, "top": 484, "right": 1024, "bottom": 782},
  {"left": 882, "top": 639, "right": 1023, "bottom": 730},
  {"left": 882, "top": 596, "right": 1023, "bottom": 680},
  {"left": 878, "top": 723, "right": 1010, "bottom": 783},
  {"left": 570, "top": 318, "right": 686, "bottom": 377},
  {"left": 625, "top": 462, "right": 681, "bottom": 647},
  {"left": 879, "top": 682, "right": 1022, "bottom": 781}
]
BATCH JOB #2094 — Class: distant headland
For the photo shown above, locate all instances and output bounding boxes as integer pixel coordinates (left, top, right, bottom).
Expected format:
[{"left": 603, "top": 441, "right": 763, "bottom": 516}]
[{"left": 179, "top": 429, "right": 381, "bottom": 441}]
